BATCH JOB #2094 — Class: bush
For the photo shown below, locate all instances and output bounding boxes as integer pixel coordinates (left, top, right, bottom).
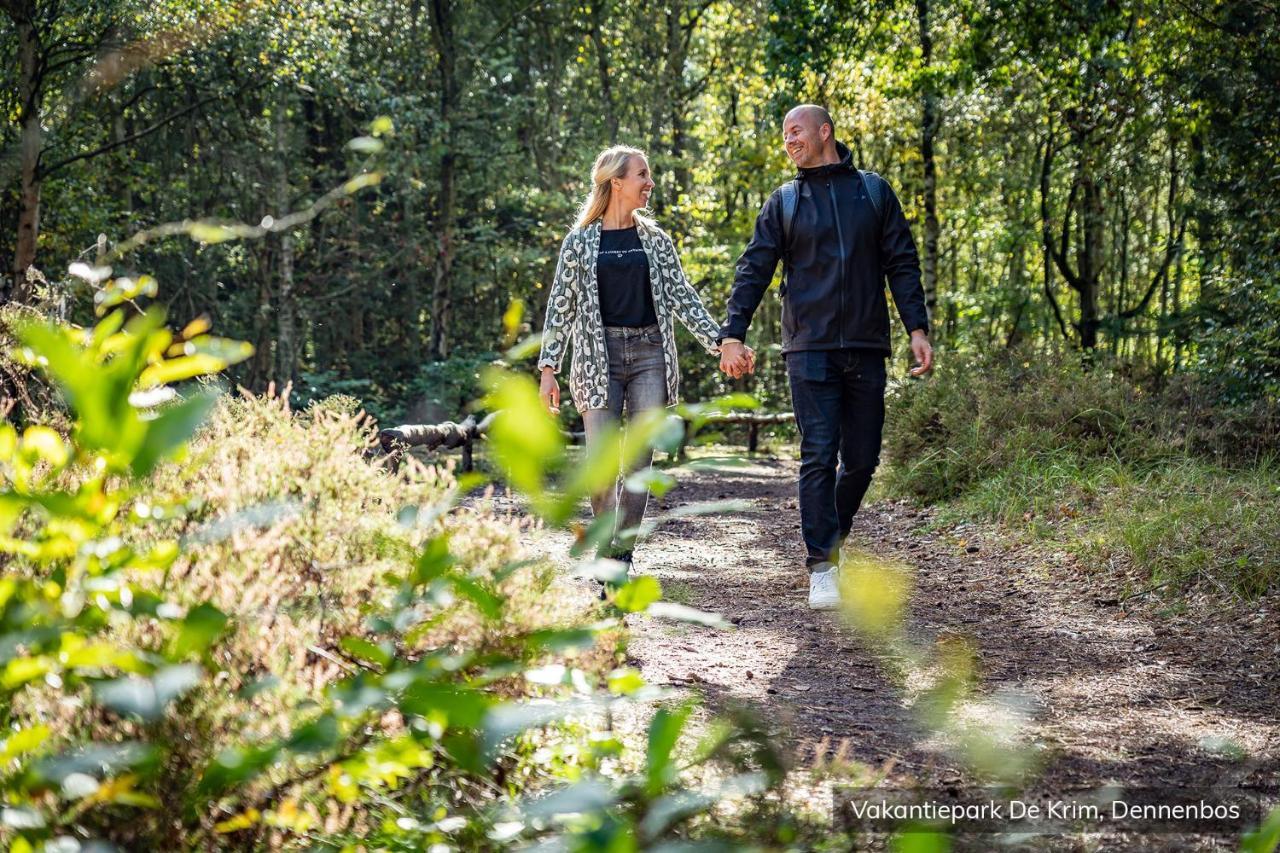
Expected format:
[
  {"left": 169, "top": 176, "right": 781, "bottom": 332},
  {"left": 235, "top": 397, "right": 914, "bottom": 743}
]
[
  {"left": 881, "top": 351, "right": 1280, "bottom": 595},
  {"left": 0, "top": 302, "right": 791, "bottom": 850}
]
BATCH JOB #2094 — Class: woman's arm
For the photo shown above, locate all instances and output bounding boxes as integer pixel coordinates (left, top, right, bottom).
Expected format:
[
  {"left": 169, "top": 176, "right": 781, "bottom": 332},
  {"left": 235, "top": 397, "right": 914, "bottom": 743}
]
[
  {"left": 659, "top": 233, "right": 722, "bottom": 355},
  {"left": 537, "top": 233, "right": 580, "bottom": 373}
]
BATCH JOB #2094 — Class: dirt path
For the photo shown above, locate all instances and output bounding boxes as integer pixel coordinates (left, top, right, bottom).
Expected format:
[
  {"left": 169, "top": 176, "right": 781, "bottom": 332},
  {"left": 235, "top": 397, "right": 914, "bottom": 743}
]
[
  {"left": 579, "top": 454, "right": 1280, "bottom": 837},
  {"left": 509, "top": 451, "right": 1278, "bottom": 847}
]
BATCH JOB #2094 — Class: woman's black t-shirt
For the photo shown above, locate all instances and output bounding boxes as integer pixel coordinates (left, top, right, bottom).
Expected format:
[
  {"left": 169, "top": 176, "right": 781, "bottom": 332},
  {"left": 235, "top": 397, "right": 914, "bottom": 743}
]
[{"left": 596, "top": 226, "right": 658, "bottom": 327}]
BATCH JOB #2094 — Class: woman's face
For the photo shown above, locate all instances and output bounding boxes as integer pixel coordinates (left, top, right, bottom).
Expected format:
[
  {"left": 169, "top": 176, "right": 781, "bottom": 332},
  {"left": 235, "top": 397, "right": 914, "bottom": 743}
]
[{"left": 612, "top": 156, "right": 654, "bottom": 212}]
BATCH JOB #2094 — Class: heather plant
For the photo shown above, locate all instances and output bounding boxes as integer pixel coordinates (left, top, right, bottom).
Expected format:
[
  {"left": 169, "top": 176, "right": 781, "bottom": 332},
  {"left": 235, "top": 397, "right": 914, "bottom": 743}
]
[{"left": 0, "top": 289, "right": 794, "bottom": 849}]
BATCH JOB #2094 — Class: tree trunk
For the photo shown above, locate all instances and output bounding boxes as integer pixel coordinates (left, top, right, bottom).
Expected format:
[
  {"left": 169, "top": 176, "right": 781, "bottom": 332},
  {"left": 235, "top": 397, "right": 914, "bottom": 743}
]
[
  {"left": 274, "top": 95, "right": 297, "bottom": 386},
  {"left": 916, "top": 0, "right": 941, "bottom": 324},
  {"left": 1075, "top": 143, "right": 1103, "bottom": 352},
  {"left": 10, "top": 4, "right": 42, "bottom": 301},
  {"left": 587, "top": 0, "right": 618, "bottom": 140},
  {"left": 428, "top": 0, "right": 458, "bottom": 361},
  {"left": 666, "top": 1, "right": 691, "bottom": 225},
  {"left": 1190, "top": 132, "right": 1216, "bottom": 309}
]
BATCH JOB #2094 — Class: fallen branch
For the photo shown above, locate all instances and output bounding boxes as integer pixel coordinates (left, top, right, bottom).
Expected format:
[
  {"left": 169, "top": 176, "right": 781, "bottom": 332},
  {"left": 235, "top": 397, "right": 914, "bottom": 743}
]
[
  {"left": 377, "top": 409, "right": 797, "bottom": 470},
  {"left": 378, "top": 412, "right": 497, "bottom": 454}
]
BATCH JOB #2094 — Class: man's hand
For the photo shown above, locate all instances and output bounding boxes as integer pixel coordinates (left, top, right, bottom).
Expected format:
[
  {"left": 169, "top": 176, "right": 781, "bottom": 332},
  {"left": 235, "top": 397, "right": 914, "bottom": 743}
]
[
  {"left": 719, "top": 340, "right": 756, "bottom": 379},
  {"left": 539, "top": 367, "right": 561, "bottom": 414},
  {"left": 909, "top": 330, "right": 934, "bottom": 377}
]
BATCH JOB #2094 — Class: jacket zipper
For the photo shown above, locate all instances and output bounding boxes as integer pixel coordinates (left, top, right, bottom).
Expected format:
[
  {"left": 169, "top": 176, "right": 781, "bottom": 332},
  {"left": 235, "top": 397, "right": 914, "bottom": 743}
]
[{"left": 827, "top": 180, "right": 847, "bottom": 347}]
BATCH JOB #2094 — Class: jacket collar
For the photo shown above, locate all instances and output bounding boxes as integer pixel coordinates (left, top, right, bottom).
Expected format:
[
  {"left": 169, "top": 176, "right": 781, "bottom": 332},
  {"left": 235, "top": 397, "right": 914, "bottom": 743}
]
[{"left": 795, "top": 140, "right": 855, "bottom": 180}]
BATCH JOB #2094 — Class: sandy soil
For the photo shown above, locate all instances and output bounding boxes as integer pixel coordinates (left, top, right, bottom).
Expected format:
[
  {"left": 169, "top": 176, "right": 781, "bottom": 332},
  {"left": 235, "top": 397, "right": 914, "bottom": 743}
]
[{"left": 509, "top": 451, "right": 1279, "bottom": 851}]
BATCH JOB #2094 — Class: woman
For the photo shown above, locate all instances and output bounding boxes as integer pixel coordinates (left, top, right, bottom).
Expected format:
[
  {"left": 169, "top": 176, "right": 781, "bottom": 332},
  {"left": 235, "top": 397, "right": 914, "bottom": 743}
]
[{"left": 537, "top": 145, "right": 750, "bottom": 568}]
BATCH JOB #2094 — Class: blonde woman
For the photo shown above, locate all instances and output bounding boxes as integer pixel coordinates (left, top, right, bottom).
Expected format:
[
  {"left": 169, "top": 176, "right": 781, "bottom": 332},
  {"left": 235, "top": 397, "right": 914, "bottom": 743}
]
[{"left": 537, "top": 146, "right": 753, "bottom": 570}]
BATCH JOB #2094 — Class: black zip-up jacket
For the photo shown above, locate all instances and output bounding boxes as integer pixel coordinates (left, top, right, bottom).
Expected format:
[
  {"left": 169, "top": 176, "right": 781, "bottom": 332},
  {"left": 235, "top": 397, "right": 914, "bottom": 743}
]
[{"left": 719, "top": 141, "right": 929, "bottom": 354}]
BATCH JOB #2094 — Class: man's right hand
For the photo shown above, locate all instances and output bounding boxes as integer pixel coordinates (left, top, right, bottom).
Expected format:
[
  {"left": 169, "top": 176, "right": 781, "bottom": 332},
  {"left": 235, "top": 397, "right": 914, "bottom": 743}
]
[
  {"left": 719, "top": 340, "right": 756, "bottom": 379},
  {"left": 539, "top": 367, "right": 561, "bottom": 414}
]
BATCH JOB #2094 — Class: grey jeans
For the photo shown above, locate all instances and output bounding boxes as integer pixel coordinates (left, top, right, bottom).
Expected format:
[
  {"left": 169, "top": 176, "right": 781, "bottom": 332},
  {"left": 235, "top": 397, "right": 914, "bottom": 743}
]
[{"left": 581, "top": 324, "right": 668, "bottom": 557}]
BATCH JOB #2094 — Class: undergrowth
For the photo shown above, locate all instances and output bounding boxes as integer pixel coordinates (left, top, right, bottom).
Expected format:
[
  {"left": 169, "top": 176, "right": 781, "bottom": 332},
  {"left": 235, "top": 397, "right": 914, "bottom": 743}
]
[{"left": 882, "top": 351, "right": 1280, "bottom": 597}]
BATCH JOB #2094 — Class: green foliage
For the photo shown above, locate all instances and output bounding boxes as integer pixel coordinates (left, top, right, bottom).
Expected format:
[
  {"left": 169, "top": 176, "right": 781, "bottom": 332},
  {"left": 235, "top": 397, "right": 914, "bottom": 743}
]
[
  {"left": 0, "top": 300, "right": 794, "bottom": 849},
  {"left": 882, "top": 351, "right": 1280, "bottom": 594},
  {"left": 1241, "top": 806, "right": 1280, "bottom": 853},
  {"left": 0, "top": 305, "right": 248, "bottom": 846}
]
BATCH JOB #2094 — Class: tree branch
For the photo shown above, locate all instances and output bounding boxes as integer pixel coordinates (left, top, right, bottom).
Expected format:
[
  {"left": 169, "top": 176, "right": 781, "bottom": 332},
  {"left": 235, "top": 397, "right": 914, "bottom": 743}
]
[
  {"left": 1117, "top": 216, "right": 1187, "bottom": 319},
  {"left": 38, "top": 92, "right": 215, "bottom": 178},
  {"left": 1039, "top": 132, "right": 1083, "bottom": 293}
]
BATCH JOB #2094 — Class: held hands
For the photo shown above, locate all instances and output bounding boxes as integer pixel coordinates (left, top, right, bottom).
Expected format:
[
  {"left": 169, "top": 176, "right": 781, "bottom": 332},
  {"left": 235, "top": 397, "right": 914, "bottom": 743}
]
[
  {"left": 719, "top": 340, "right": 756, "bottom": 379},
  {"left": 909, "top": 330, "right": 934, "bottom": 377},
  {"left": 539, "top": 367, "right": 561, "bottom": 414}
]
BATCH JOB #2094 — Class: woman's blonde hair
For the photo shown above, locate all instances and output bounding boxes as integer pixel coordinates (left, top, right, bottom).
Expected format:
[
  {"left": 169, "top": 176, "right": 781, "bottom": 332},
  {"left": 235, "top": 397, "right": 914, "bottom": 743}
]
[{"left": 575, "top": 145, "right": 649, "bottom": 229}]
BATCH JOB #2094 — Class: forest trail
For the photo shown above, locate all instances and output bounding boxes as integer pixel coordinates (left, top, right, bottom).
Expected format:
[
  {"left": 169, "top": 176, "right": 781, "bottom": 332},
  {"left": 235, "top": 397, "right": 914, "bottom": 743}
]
[{"left": 523, "top": 453, "right": 1279, "bottom": 805}]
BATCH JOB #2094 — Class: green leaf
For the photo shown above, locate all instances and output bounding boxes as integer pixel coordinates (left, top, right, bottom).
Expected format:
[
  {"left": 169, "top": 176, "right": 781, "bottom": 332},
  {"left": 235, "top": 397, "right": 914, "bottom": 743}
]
[
  {"left": 412, "top": 536, "right": 455, "bottom": 586},
  {"left": 339, "top": 636, "right": 392, "bottom": 670},
  {"left": 607, "top": 668, "right": 646, "bottom": 695},
  {"left": 93, "top": 664, "right": 202, "bottom": 721},
  {"left": 94, "top": 275, "right": 158, "bottom": 314},
  {"left": 0, "top": 724, "right": 51, "bottom": 762},
  {"left": 286, "top": 715, "right": 339, "bottom": 754},
  {"left": 171, "top": 603, "right": 228, "bottom": 659},
  {"left": 483, "top": 698, "right": 594, "bottom": 754},
  {"left": 197, "top": 743, "right": 282, "bottom": 798},
  {"left": 523, "top": 778, "right": 617, "bottom": 819},
  {"left": 1, "top": 656, "right": 50, "bottom": 689},
  {"left": 481, "top": 368, "right": 565, "bottom": 503},
  {"left": 890, "top": 825, "right": 952, "bottom": 853},
  {"left": 131, "top": 392, "right": 217, "bottom": 476},
  {"left": 1241, "top": 806, "right": 1280, "bottom": 853},
  {"left": 646, "top": 702, "right": 694, "bottom": 796},
  {"left": 449, "top": 575, "right": 504, "bottom": 620},
  {"left": 614, "top": 576, "right": 662, "bottom": 612}
]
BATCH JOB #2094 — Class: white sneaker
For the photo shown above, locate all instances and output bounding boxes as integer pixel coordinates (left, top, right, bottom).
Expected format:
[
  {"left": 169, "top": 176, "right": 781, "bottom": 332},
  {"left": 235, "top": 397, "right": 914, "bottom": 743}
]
[{"left": 808, "top": 563, "right": 840, "bottom": 610}]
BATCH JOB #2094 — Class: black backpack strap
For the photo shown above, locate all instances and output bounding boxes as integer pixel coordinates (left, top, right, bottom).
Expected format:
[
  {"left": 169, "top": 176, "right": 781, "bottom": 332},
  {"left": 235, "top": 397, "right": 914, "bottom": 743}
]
[{"left": 858, "top": 169, "right": 885, "bottom": 226}]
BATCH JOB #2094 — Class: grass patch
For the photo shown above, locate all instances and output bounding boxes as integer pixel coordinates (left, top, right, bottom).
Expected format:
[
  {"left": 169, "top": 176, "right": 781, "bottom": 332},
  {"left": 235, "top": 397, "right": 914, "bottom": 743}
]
[{"left": 882, "top": 352, "right": 1280, "bottom": 597}]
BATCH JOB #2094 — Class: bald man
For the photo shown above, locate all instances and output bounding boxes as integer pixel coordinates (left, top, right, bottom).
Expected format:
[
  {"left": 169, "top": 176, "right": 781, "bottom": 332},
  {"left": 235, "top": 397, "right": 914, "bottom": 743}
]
[{"left": 717, "top": 105, "right": 933, "bottom": 610}]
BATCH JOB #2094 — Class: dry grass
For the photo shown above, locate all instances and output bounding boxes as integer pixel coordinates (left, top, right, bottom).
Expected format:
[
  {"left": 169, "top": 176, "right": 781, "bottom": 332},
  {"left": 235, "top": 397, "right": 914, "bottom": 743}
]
[{"left": 10, "top": 389, "right": 617, "bottom": 843}]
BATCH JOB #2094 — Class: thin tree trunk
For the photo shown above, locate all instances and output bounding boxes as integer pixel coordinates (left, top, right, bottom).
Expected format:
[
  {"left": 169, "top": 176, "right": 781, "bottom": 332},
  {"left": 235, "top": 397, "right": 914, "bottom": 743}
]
[
  {"left": 916, "top": 0, "right": 941, "bottom": 323},
  {"left": 587, "top": 0, "right": 618, "bottom": 140},
  {"left": 428, "top": 0, "right": 458, "bottom": 361},
  {"left": 11, "top": 3, "right": 42, "bottom": 301},
  {"left": 1076, "top": 148, "right": 1103, "bottom": 352},
  {"left": 274, "top": 94, "right": 297, "bottom": 386},
  {"left": 667, "top": 1, "right": 691, "bottom": 223}
]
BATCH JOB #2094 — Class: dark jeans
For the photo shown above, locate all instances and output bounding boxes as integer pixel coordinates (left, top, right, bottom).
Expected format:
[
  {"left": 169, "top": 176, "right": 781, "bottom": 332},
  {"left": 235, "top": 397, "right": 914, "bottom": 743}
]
[{"left": 785, "top": 348, "right": 887, "bottom": 569}]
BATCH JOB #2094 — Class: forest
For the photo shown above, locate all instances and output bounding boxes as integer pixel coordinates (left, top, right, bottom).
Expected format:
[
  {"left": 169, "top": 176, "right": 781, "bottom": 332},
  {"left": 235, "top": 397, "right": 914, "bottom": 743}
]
[{"left": 1, "top": 0, "right": 1278, "bottom": 850}]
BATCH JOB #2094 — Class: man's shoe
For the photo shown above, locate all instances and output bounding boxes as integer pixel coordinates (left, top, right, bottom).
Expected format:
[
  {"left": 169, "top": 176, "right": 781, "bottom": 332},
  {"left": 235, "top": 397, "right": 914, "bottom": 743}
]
[{"left": 808, "top": 562, "right": 840, "bottom": 611}]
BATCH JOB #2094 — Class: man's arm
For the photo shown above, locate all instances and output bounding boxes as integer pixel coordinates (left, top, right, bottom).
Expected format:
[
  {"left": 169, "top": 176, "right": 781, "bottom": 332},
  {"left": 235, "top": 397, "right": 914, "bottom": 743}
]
[
  {"left": 877, "top": 179, "right": 930, "bottom": 339},
  {"left": 719, "top": 190, "right": 784, "bottom": 344}
]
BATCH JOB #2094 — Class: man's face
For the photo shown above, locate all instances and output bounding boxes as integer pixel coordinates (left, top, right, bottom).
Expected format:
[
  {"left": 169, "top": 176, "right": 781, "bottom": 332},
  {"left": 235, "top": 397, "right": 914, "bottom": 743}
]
[{"left": 783, "top": 110, "right": 827, "bottom": 168}]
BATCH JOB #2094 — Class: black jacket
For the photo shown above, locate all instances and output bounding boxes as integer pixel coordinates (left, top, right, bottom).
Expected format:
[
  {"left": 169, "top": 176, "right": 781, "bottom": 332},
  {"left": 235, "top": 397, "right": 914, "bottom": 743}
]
[{"left": 720, "top": 141, "right": 929, "bottom": 354}]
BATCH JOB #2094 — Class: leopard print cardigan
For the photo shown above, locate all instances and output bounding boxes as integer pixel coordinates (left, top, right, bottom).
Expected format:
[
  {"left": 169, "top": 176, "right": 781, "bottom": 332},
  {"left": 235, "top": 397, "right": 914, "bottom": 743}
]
[{"left": 537, "top": 217, "right": 721, "bottom": 411}]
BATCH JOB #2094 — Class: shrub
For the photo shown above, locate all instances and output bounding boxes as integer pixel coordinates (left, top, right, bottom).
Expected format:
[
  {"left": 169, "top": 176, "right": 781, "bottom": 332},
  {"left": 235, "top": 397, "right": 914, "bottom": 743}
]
[{"left": 881, "top": 350, "right": 1280, "bottom": 595}]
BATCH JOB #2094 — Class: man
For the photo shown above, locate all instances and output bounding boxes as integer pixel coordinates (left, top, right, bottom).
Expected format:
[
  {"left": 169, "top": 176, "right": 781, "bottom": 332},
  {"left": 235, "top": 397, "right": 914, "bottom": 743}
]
[{"left": 718, "top": 104, "right": 933, "bottom": 610}]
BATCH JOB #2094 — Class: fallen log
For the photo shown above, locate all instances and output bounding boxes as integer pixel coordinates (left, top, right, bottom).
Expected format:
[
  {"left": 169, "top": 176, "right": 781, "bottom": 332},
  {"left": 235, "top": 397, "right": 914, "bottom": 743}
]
[
  {"left": 377, "top": 409, "right": 796, "bottom": 470},
  {"left": 378, "top": 412, "right": 497, "bottom": 454},
  {"left": 684, "top": 411, "right": 795, "bottom": 453}
]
